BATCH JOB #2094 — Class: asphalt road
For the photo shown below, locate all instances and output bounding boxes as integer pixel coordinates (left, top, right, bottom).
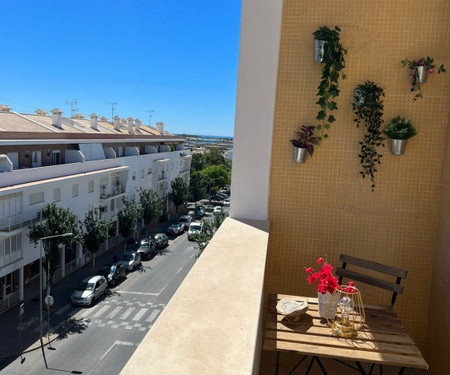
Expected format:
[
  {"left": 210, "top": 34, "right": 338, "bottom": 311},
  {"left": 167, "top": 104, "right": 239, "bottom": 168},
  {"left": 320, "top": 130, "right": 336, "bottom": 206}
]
[{"left": 2, "top": 230, "right": 199, "bottom": 375}]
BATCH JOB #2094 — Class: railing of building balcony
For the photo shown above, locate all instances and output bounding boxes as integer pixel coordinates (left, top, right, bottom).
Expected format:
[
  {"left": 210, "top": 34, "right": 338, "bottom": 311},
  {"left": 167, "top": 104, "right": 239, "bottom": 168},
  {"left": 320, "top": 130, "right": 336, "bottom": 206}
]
[
  {"left": 64, "top": 259, "right": 78, "bottom": 276},
  {"left": 0, "top": 211, "right": 43, "bottom": 232},
  {"left": 0, "top": 290, "right": 21, "bottom": 315},
  {"left": 100, "top": 185, "right": 126, "bottom": 200}
]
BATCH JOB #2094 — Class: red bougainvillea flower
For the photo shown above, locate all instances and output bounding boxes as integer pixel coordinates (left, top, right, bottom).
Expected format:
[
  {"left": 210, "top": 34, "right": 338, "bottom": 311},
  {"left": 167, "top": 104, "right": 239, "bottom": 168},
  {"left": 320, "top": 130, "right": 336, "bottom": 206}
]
[
  {"left": 428, "top": 69, "right": 434, "bottom": 74},
  {"left": 408, "top": 74, "right": 413, "bottom": 79},
  {"left": 305, "top": 267, "right": 313, "bottom": 273},
  {"left": 317, "top": 258, "right": 325, "bottom": 264},
  {"left": 305, "top": 258, "right": 342, "bottom": 294},
  {"left": 409, "top": 84, "right": 414, "bottom": 90}
]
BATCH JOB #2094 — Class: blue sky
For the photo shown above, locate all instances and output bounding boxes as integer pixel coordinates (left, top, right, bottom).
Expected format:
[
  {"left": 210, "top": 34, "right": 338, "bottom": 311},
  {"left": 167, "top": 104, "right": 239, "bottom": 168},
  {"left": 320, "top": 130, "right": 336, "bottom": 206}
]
[{"left": 0, "top": 1, "right": 241, "bottom": 137}]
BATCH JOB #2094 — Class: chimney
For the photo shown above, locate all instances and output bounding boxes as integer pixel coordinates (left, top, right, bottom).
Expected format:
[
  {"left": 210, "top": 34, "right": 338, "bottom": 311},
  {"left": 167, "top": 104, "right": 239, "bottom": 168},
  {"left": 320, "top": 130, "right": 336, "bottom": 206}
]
[
  {"left": 90, "top": 113, "right": 98, "bottom": 130},
  {"left": 34, "top": 109, "right": 47, "bottom": 116},
  {"left": 114, "top": 116, "right": 121, "bottom": 130},
  {"left": 73, "top": 113, "right": 85, "bottom": 119},
  {"left": 156, "top": 121, "right": 164, "bottom": 134},
  {"left": 51, "top": 108, "right": 63, "bottom": 128},
  {"left": 100, "top": 116, "right": 108, "bottom": 122},
  {"left": 0, "top": 105, "right": 12, "bottom": 113},
  {"left": 127, "top": 117, "right": 134, "bottom": 134},
  {"left": 135, "top": 119, "right": 141, "bottom": 132}
]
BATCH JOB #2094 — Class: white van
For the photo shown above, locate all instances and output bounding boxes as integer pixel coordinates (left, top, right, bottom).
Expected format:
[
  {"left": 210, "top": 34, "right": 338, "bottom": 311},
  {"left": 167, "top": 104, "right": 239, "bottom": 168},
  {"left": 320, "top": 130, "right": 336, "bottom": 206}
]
[{"left": 188, "top": 222, "right": 203, "bottom": 241}]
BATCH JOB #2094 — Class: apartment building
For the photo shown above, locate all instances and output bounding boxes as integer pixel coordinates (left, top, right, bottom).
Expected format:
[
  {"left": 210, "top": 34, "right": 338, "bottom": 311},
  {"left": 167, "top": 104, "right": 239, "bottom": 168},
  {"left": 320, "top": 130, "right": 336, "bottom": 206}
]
[{"left": 0, "top": 105, "right": 191, "bottom": 314}]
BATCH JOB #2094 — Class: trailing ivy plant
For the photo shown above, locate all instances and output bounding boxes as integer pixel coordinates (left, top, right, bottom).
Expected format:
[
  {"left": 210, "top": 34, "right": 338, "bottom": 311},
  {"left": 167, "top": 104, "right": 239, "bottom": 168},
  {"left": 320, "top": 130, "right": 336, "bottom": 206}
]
[
  {"left": 313, "top": 26, "right": 347, "bottom": 142},
  {"left": 352, "top": 81, "right": 385, "bottom": 191}
]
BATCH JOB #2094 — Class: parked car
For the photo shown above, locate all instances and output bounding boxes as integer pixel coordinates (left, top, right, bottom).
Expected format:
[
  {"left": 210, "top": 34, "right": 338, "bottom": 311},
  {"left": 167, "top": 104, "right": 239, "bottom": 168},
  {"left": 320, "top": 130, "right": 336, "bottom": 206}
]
[
  {"left": 137, "top": 238, "right": 156, "bottom": 260},
  {"left": 223, "top": 199, "right": 230, "bottom": 207},
  {"left": 71, "top": 275, "right": 108, "bottom": 306},
  {"left": 194, "top": 206, "right": 205, "bottom": 218},
  {"left": 188, "top": 222, "right": 203, "bottom": 241},
  {"left": 99, "top": 263, "right": 126, "bottom": 287},
  {"left": 213, "top": 206, "right": 223, "bottom": 214},
  {"left": 118, "top": 251, "right": 141, "bottom": 271},
  {"left": 154, "top": 233, "right": 169, "bottom": 249},
  {"left": 178, "top": 215, "right": 192, "bottom": 230},
  {"left": 168, "top": 222, "right": 184, "bottom": 236}
]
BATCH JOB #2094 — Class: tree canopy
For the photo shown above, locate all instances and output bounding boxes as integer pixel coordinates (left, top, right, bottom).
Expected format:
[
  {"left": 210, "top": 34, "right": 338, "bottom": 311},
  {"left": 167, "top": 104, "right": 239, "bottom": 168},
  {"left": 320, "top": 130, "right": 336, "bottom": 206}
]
[
  {"left": 139, "top": 188, "right": 163, "bottom": 230},
  {"left": 189, "top": 171, "right": 207, "bottom": 201},
  {"left": 200, "top": 165, "right": 231, "bottom": 196},
  {"left": 169, "top": 177, "right": 190, "bottom": 213},
  {"left": 118, "top": 198, "right": 141, "bottom": 247}
]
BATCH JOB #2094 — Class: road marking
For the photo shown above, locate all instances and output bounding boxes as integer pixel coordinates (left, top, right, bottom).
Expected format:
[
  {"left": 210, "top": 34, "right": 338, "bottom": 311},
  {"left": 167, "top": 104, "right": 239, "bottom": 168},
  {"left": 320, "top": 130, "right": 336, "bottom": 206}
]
[
  {"left": 106, "top": 306, "right": 122, "bottom": 319},
  {"left": 115, "top": 290, "right": 160, "bottom": 296},
  {"left": 94, "top": 305, "right": 110, "bottom": 318},
  {"left": 80, "top": 305, "right": 98, "bottom": 318},
  {"left": 176, "top": 266, "right": 184, "bottom": 274},
  {"left": 132, "top": 308, "right": 147, "bottom": 321},
  {"left": 119, "top": 307, "right": 135, "bottom": 320},
  {"left": 55, "top": 303, "right": 71, "bottom": 315},
  {"left": 100, "top": 340, "right": 137, "bottom": 361},
  {"left": 145, "top": 309, "right": 161, "bottom": 323}
]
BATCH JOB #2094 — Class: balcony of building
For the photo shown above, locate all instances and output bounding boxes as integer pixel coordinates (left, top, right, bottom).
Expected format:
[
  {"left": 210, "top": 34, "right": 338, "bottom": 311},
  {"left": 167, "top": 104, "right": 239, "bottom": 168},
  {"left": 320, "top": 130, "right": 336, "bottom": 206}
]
[{"left": 0, "top": 211, "right": 42, "bottom": 236}]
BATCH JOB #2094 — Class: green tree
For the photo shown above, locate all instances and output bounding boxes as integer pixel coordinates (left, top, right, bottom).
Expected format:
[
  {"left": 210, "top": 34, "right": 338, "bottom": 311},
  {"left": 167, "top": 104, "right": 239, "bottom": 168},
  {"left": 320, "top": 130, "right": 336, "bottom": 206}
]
[
  {"left": 191, "top": 153, "right": 205, "bottom": 172},
  {"left": 189, "top": 171, "right": 207, "bottom": 202},
  {"left": 80, "top": 207, "right": 111, "bottom": 272},
  {"left": 169, "top": 177, "right": 190, "bottom": 214},
  {"left": 193, "top": 211, "right": 228, "bottom": 256},
  {"left": 203, "top": 148, "right": 229, "bottom": 167},
  {"left": 139, "top": 188, "right": 163, "bottom": 235},
  {"left": 28, "top": 203, "right": 80, "bottom": 296},
  {"left": 118, "top": 198, "right": 141, "bottom": 251},
  {"left": 200, "top": 164, "right": 231, "bottom": 196}
]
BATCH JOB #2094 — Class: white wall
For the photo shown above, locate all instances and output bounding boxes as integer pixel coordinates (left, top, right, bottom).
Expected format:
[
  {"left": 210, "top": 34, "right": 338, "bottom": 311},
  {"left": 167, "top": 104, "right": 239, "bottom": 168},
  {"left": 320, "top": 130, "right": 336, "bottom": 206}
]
[{"left": 229, "top": 0, "right": 283, "bottom": 221}]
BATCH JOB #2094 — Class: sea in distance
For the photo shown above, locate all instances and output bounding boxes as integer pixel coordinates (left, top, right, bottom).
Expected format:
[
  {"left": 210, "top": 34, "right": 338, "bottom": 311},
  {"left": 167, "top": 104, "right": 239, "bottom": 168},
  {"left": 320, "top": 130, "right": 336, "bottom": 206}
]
[{"left": 177, "top": 134, "right": 233, "bottom": 140}]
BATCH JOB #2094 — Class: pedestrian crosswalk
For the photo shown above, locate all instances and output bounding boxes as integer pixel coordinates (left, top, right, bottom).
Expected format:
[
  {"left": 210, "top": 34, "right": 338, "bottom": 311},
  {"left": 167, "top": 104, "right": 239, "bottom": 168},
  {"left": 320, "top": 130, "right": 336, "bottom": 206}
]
[{"left": 26, "top": 300, "right": 165, "bottom": 333}]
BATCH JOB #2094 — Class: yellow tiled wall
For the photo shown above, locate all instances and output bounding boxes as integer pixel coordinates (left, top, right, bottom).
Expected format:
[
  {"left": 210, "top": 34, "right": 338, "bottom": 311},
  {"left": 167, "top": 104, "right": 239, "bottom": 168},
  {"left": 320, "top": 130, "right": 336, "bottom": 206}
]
[{"left": 265, "top": 0, "right": 450, "bottom": 367}]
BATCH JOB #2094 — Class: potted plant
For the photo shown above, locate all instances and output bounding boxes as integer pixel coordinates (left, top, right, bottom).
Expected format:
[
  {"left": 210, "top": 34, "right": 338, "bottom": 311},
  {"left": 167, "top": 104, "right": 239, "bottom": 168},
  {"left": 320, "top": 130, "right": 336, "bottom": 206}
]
[
  {"left": 352, "top": 81, "right": 386, "bottom": 191},
  {"left": 291, "top": 125, "right": 319, "bottom": 163},
  {"left": 312, "top": 26, "right": 347, "bottom": 141},
  {"left": 401, "top": 57, "right": 446, "bottom": 100},
  {"left": 383, "top": 116, "right": 417, "bottom": 155}
]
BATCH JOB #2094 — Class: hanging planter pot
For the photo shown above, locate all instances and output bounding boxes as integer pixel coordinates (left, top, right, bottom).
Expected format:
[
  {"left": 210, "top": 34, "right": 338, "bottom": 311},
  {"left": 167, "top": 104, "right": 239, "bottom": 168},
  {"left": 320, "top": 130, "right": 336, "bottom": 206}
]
[
  {"left": 293, "top": 147, "right": 308, "bottom": 163},
  {"left": 415, "top": 66, "right": 428, "bottom": 83},
  {"left": 314, "top": 40, "right": 326, "bottom": 62},
  {"left": 389, "top": 138, "right": 408, "bottom": 155}
]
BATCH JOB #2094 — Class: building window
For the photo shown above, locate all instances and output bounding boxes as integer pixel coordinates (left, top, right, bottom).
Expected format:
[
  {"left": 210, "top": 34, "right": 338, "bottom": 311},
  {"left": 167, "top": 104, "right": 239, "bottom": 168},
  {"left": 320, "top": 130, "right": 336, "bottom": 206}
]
[
  {"left": 52, "top": 150, "right": 60, "bottom": 165},
  {"left": 72, "top": 184, "right": 78, "bottom": 197},
  {"left": 132, "top": 172, "right": 136, "bottom": 181},
  {"left": 88, "top": 180, "right": 94, "bottom": 193},
  {"left": 0, "top": 234, "right": 22, "bottom": 268},
  {"left": 30, "top": 192, "right": 44, "bottom": 205},
  {"left": 53, "top": 188, "right": 61, "bottom": 202}
]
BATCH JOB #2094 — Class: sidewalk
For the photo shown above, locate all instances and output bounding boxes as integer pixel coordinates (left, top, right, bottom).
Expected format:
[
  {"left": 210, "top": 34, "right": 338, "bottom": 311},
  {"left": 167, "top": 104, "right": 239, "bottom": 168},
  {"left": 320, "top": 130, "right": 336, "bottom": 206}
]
[{"left": 0, "top": 218, "right": 176, "bottom": 367}]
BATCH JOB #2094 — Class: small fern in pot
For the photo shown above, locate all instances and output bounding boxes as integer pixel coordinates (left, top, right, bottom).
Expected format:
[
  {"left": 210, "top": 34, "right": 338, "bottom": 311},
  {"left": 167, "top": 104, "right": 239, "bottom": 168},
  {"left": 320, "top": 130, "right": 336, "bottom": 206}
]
[{"left": 383, "top": 116, "right": 417, "bottom": 155}]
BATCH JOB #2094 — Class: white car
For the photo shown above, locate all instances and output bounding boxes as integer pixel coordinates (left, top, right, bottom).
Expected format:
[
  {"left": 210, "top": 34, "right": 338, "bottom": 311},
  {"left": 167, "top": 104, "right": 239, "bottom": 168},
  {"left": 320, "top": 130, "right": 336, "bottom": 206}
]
[
  {"left": 71, "top": 275, "right": 108, "bottom": 306},
  {"left": 178, "top": 215, "right": 192, "bottom": 230},
  {"left": 223, "top": 199, "right": 230, "bottom": 207},
  {"left": 188, "top": 222, "right": 203, "bottom": 241},
  {"left": 213, "top": 206, "right": 223, "bottom": 214}
]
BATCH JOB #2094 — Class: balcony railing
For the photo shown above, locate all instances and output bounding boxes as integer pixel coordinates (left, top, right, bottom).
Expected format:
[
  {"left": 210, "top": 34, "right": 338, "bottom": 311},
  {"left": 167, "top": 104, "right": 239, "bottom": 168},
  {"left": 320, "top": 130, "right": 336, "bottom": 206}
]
[
  {"left": 0, "top": 290, "right": 21, "bottom": 315},
  {"left": 0, "top": 211, "right": 42, "bottom": 232},
  {"left": 100, "top": 185, "right": 126, "bottom": 200},
  {"left": 120, "top": 217, "right": 269, "bottom": 375}
]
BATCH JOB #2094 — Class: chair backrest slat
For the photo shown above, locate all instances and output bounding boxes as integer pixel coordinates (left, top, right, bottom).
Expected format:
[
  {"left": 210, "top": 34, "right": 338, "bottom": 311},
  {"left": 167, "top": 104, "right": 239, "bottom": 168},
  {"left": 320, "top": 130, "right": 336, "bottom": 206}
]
[{"left": 336, "top": 254, "right": 408, "bottom": 307}]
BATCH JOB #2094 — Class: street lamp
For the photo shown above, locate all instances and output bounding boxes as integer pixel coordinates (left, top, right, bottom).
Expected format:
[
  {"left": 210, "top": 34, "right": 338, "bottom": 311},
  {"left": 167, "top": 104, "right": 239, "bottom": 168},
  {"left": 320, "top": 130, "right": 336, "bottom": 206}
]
[{"left": 39, "top": 232, "right": 73, "bottom": 368}]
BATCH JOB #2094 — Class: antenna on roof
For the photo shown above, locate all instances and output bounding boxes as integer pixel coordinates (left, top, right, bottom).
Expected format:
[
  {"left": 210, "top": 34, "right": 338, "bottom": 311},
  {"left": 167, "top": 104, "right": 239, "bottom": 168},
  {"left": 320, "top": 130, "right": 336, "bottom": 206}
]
[
  {"left": 105, "top": 102, "right": 117, "bottom": 123},
  {"left": 66, "top": 100, "right": 78, "bottom": 125},
  {"left": 145, "top": 110, "right": 155, "bottom": 127}
]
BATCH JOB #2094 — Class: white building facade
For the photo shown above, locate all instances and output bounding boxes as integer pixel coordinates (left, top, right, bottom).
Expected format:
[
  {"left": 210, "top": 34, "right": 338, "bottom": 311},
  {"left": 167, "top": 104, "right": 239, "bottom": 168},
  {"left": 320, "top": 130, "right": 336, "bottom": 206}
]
[{"left": 0, "top": 107, "right": 191, "bottom": 314}]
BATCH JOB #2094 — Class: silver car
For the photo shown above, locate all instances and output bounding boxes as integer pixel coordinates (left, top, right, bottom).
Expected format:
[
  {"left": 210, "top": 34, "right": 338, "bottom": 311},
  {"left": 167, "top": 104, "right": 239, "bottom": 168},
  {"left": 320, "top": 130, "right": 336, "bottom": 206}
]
[
  {"left": 71, "top": 275, "right": 108, "bottom": 306},
  {"left": 118, "top": 251, "right": 142, "bottom": 271}
]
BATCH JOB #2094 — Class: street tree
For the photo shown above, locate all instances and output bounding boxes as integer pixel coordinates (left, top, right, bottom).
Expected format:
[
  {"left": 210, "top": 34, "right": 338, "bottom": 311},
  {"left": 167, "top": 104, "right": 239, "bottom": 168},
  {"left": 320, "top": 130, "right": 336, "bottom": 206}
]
[
  {"left": 189, "top": 171, "right": 207, "bottom": 202},
  {"left": 139, "top": 188, "right": 163, "bottom": 235},
  {"left": 191, "top": 153, "right": 205, "bottom": 172},
  {"left": 118, "top": 198, "right": 141, "bottom": 251},
  {"left": 193, "top": 210, "right": 228, "bottom": 256},
  {"left": 200, "top": 164, "right": 231, "bottom": 196},
  {"left": 168, "top": 177, "right": 190, "bottom": 214},
  {"left": 28, "top": 203, "right": 81, "bottom": 296},
  {"left": 80, "top": 207, "right": 111, "bottom": 272}
]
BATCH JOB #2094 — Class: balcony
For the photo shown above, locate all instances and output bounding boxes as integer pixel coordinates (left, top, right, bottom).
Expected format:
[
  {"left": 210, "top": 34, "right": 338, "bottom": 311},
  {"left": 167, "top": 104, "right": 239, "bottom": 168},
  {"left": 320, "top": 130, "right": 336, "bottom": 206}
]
[
  {"left": 99, "top": 185, "right": 126, "bottom": 201},
  {"left": 0, "top": 211, "right": 42, "bottom": 234},
  {"left": 120, "top": 217, "right": 269, "bottom": 375}
]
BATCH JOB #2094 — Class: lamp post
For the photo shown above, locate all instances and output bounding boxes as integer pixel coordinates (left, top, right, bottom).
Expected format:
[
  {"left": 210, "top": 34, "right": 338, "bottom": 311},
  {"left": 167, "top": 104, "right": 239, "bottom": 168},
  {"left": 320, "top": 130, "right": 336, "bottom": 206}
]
[{"left": 39, "top": 232, "right": 73, "bottom": 368}]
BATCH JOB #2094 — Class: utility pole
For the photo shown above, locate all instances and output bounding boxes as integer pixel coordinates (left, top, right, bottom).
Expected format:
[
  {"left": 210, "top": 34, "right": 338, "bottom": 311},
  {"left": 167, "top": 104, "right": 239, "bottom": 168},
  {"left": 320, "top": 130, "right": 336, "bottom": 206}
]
[
  {"left": 145, "top": 110, "right": 155, "bottom": 127},
  {"left": 105, "top": 102, "right": 117, "bottom": 123}
]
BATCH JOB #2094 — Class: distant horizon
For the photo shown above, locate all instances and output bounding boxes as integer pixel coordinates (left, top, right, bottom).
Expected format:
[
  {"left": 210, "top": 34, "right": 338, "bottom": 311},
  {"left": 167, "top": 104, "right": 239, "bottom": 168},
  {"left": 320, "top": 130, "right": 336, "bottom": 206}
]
[
  {"left": 0, "top": 1, "right": 241, "bottom": 137},
  {"left": 177, "top": 133, "right": 233, "bottom": 139}
]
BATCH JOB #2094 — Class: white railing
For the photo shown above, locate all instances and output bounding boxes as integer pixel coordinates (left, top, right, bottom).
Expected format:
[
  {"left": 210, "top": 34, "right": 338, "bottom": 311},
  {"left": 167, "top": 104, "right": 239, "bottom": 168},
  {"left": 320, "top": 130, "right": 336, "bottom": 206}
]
[
  {"left": 65, "top": 259, "right": 78, "bottom": 276},
  {"left": 0, "top": 211, "right": 43, "bottom": 232},
  {"left": 0, "top": 290, "right": 21, "bottom": 314},
  {"left": 52, "top": 266, "right": 63, "bottom": 284}
]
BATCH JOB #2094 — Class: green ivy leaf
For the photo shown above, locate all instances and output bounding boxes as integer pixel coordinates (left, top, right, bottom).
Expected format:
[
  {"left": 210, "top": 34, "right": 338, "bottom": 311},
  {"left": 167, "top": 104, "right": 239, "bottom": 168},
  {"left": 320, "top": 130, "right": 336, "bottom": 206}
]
[
  {"left": 323, "top": 134, "right": 328, "bottom": 139},
  {"left": 324, "top": 124, "right": 330, "bottom": 130},
  {"left": 316, "top": 111, "right": 326, "bottom": 120},
  {"left": 328, "top": 115, "right": 336, "bottom": 123},
  {"left": 316, "top": 124, "right": 322, "bottom": 130}
]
